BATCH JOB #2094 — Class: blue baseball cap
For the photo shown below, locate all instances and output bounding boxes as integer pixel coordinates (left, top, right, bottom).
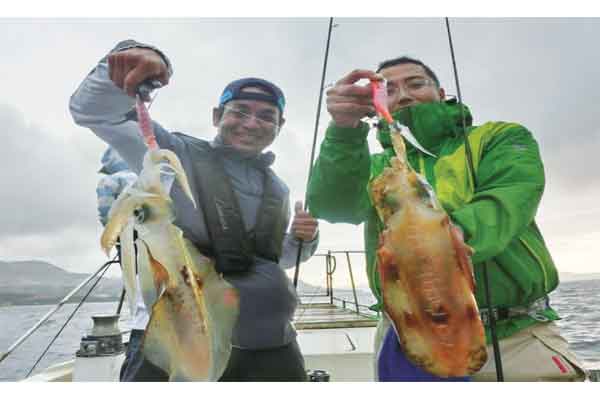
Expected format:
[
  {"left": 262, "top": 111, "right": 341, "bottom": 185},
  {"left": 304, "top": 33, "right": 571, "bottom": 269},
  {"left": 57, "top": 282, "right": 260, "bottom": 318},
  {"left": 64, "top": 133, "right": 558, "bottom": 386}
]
[{"left": 218, "top": 77, "right": 286, "bottom": 114}]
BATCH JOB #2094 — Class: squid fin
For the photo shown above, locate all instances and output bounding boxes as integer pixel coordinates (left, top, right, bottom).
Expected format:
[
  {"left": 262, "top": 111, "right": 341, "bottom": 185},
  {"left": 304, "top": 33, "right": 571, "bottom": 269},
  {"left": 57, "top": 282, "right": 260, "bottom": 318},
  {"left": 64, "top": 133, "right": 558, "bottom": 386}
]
[
  {"left": 141, "top": 295, "right": 175, "bottom": 379},
  {"left": 184, "top": 239, "right": 239, "bottom": 381},
  {"left": 142, "top": 283, "right": 213, "bottom": 381}
]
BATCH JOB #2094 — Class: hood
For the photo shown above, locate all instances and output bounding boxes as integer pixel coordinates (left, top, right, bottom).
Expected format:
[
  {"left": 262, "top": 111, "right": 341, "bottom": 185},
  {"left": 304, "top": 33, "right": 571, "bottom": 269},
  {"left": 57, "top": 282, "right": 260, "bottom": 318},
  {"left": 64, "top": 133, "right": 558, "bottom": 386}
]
[{"left": 376, "top": 99, "right": 473, "bottom": 154}]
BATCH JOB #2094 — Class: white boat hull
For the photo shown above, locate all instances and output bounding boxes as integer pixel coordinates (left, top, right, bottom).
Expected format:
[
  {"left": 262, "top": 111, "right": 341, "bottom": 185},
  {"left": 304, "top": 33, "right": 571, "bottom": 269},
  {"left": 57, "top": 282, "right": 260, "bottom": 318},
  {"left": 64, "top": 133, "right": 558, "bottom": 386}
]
[{"left": 297, "top": 327, "right": 376, "bottom": 382}]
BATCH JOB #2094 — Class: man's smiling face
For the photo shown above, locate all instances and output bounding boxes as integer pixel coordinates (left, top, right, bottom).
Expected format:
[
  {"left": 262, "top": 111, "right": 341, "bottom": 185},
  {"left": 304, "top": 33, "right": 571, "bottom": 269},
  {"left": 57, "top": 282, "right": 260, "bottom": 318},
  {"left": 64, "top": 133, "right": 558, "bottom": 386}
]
[{"left": 213, "top": 87, "right": 284, "bottom": 154}]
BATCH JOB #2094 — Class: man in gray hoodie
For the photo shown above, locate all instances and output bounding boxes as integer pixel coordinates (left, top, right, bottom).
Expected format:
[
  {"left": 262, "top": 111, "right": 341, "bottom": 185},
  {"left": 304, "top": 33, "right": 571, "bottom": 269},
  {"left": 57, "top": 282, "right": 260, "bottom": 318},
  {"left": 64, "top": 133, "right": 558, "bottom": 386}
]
[{"left": 71, "top": 40, "right": 319, "bottom": 381}]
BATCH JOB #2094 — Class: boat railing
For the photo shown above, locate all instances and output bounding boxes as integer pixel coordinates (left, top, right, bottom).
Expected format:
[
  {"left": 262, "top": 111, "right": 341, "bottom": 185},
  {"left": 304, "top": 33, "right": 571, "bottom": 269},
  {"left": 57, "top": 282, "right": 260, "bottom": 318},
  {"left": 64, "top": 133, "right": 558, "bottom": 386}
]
[{"left": 297, "top": 250, "right": 378, "bottom": 318}]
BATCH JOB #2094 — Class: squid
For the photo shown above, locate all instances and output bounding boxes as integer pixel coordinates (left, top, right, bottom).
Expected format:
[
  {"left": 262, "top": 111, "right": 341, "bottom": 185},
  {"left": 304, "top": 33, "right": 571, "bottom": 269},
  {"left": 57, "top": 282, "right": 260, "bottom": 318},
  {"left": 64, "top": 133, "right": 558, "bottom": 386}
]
[
  {"left": 370, "top": 79, "right": 487, "bottom": 377},
  {"left": 99, "top": 96, "right": 239, "bottom": 381}
]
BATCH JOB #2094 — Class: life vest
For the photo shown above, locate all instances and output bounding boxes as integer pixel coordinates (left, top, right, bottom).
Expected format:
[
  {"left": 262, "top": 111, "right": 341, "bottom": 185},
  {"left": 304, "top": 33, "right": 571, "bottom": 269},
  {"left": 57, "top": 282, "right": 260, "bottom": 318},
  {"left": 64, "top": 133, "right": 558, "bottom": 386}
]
[{"left": 176, "top": 134, "right": 288, "bottom": 274}]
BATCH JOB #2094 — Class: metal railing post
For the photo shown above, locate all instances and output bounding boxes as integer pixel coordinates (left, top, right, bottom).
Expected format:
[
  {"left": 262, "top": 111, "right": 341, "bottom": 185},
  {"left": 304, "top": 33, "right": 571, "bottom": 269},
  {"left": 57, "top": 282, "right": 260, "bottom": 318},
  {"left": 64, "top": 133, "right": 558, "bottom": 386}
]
[
  {"left": 328, "top": 251, "right": 335, "bottom": 305},
  {"left": 345, "top": 252, "right": 360, "bottom": 314}
]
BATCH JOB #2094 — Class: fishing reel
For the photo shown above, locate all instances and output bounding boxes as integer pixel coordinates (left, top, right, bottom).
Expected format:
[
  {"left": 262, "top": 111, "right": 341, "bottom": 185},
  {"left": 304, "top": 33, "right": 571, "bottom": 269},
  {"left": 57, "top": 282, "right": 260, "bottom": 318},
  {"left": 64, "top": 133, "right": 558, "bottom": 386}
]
[{"left": 136, "top": 79, "right": 163, "bottom": 102}]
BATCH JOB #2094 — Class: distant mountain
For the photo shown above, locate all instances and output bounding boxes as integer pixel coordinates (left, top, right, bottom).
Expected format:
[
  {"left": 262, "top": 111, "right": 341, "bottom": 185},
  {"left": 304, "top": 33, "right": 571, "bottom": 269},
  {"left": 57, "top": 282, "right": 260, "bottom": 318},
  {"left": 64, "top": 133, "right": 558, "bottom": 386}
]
[
  {"left": 559, "top": 271, "right": 600, "bottom": 282},
  {"left": 7, "top": 259, "right": 590, "bottom": 308},
  {"left": 0, "top": 260, "right": 368, "bottom": 308},
  {"left": 0, "top": 260, "right": 122, "bottom": 307}
]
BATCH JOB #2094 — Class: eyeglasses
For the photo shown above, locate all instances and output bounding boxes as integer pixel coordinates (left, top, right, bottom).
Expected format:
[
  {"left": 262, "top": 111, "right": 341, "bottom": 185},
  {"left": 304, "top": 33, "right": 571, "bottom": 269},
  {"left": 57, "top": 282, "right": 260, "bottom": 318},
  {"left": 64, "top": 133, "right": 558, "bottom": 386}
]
[
  {"left": 222, "top": 105, "right": 280, "bottom": 129},
  {"left": 386, "top": 77, "right": 436, "bottom": 97}
]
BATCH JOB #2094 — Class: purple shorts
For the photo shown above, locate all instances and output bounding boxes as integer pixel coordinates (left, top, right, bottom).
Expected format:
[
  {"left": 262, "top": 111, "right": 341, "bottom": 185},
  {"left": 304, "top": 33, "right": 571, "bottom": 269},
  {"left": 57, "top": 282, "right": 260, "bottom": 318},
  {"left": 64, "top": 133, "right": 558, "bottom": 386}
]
[{"left": 377, "top": 327, "right": 471, "bottom": 382}]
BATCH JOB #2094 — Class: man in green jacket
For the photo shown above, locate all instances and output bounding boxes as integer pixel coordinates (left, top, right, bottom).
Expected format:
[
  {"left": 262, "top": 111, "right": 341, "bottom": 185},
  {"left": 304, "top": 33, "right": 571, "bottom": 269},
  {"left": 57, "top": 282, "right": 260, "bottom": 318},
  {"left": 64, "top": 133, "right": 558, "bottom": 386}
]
[{"left": 307, "top": 57, "right": 586, "bottom": 381}]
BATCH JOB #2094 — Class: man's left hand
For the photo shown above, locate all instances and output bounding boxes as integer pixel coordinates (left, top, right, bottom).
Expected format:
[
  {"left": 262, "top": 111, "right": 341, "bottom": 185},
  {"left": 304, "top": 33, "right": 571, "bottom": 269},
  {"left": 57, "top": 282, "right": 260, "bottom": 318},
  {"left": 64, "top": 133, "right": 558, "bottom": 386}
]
[{"left": 291, "top": 201, "right": 319, "bottom": 241}]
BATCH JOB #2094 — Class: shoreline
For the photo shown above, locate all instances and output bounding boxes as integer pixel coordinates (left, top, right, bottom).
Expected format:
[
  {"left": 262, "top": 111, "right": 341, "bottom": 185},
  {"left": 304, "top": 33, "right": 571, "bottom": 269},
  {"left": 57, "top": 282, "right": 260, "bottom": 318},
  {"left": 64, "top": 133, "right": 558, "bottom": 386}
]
[{"left": 0, "top": 298, "right": 121, "bottom": 308}]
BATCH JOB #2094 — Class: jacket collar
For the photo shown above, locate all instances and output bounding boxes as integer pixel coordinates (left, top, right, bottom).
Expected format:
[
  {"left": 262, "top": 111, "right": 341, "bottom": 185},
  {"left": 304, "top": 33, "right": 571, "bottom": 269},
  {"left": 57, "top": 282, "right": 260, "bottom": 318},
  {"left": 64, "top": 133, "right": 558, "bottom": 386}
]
[{"left": 377, "top": 99, "right": 473, "bottom": 155}]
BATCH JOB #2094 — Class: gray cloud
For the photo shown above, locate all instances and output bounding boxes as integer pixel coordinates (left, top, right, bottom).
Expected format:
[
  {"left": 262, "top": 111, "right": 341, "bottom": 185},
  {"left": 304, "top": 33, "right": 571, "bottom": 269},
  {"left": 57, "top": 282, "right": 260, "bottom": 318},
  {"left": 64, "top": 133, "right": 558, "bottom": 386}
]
[
  {"left": 0, "top": 104, "right": 102, "bottom": 239},
  {"left": 445, "top": 19, "right": 600, "bottom": 190}
]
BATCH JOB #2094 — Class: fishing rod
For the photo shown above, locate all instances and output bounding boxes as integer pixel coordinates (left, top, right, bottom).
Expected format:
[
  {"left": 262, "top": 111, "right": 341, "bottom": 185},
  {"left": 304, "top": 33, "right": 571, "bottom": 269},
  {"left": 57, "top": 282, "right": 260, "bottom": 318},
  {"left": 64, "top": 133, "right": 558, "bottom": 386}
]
[
  {"left": 293, "top": 17, "right": 335, "bottom": 289},
  {"left": 444, "top": 17, "right": 504, "bottom": 382},
  {"left": 25, "top": 256, "right": 117, "bottom": 378},
  {"left": 0, "top": 255, "right": 120, "bottom": 365},
  {"left": 115, "top": 288, "right": 126, "bottom": 315}
]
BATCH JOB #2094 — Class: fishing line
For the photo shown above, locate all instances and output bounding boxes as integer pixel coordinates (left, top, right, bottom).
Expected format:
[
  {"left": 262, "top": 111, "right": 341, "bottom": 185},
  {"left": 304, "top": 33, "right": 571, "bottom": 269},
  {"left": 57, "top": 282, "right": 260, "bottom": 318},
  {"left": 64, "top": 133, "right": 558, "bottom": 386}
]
[
  {"left": 146, "top": 90, "right": 159, "bottom": 111},
  {"left": 24, "top": 254, "right": 118, "bottom": 379},
  {"left": 444, "top": 17, "right": 504, "bottom": 382}
]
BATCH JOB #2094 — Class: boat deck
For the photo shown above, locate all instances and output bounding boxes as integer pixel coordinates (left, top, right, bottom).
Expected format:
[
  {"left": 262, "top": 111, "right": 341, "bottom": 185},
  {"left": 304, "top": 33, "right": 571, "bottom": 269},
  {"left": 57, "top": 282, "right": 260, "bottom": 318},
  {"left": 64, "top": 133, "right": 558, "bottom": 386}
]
[{"left": 293, "top": 302, "right": 378, "bottom": 330}]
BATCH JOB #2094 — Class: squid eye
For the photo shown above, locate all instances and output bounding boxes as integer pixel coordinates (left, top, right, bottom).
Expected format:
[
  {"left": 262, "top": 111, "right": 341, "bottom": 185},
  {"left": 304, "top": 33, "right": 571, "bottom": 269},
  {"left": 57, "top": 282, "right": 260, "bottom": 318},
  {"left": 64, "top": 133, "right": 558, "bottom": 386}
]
[{"left": 134, "top": 205, "right": 150, "bottom": 224}]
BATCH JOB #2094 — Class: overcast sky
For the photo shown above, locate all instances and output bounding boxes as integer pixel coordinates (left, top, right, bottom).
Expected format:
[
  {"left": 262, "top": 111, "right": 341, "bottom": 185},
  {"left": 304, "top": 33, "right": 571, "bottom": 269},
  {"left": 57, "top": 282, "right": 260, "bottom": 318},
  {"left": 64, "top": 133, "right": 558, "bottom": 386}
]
[{"left": 1, "top": 15, "right": 599, "bottom": 289}]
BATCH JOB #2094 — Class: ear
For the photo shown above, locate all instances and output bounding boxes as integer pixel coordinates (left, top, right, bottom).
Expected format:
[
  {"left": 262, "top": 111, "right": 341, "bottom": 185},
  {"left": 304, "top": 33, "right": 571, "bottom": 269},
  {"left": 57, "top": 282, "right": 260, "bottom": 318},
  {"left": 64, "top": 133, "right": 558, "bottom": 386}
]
[
  {"left": 212, "top": 107, "right": 223, "bottom": 127},
  {"left": 438, "top": 87, "right": 446, "bottom": 101},
  {"left": 274, "top": 116, "right": 286, "bottom": 137}
]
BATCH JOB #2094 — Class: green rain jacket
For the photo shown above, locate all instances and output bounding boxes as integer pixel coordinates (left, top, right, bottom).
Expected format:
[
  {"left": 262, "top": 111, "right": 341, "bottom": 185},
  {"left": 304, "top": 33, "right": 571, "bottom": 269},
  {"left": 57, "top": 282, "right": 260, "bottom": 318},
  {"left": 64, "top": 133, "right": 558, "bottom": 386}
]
[{"left": 307, "top": 99, "right": 560, "bottom": 342}]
